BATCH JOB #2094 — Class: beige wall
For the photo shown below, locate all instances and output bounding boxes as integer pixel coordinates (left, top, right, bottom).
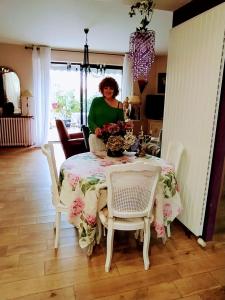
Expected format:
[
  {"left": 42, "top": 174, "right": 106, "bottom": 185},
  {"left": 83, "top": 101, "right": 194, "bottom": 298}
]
[
  {"left": 134, "top": 55, "right": 167, "bottom": 119},
  {"left": 0, "top": 43, "right": 166, "bottom": 119},
  {"left": 0, "top": 43, "right": 33, "bottom": 93},
  {"left": 0, "top": 43, "right": 124, "bottom": 97}
]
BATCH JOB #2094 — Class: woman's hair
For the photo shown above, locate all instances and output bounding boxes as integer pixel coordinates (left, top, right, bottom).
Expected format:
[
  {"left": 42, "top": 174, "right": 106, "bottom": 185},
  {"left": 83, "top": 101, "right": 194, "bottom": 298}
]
[{"left": 99, "top": 77, "right": 119, "bottom": 98}]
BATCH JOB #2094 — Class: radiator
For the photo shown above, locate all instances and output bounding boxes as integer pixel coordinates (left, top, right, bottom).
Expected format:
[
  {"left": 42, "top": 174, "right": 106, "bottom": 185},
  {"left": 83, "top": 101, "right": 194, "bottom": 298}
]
[{"left": 0, "top": 117, "right": 34, "bottom": 146}]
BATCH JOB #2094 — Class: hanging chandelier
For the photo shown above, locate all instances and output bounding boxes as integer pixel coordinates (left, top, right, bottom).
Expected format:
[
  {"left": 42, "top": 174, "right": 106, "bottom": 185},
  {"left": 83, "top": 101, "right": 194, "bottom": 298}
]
[
  {"left": 82, "top": 28, "right": 91, "bottom": 73},
  {"left": 81, "top": 28, "right": 106, "bottom": 75},
  {"left": 80, "top": 28, "right": 106, "bottom": 125},
  {"left": 128, "top": 0, "right": 155, "bottom": 81}
]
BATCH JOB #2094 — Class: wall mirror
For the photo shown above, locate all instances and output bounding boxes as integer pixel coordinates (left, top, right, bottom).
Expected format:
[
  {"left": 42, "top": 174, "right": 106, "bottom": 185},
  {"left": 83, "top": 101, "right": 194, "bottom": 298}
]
[{"left": 0, "top": 66, "right": 21, "bottom": 113}]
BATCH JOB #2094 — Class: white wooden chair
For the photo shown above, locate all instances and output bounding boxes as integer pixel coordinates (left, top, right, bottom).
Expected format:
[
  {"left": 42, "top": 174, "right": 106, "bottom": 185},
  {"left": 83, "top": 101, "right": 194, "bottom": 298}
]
[
  {"left": 41, "top": 143, "right": 68, "bottom": 249},
  {"left": 165, "top": 141, "right": 184, "bottom": 237},
  {"left": 166, "top": 141, "right": 184, "bottom": 176},
  {"left": 89, "top": 134, "right": 106, "bottom": 153},
  {"left": 98, "top": 162, "right": 161, "bottom": 272}
]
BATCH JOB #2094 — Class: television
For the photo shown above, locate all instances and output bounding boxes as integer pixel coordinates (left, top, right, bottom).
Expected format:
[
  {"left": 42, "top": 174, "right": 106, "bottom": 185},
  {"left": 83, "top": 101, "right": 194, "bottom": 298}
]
[{"left": 145, "top": 94, "right": 165, "bottom": 120}]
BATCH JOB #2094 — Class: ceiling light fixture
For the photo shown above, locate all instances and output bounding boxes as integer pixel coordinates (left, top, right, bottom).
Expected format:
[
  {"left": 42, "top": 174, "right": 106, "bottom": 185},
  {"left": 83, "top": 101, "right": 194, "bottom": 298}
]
[
  {"left": 128, "top": 0, "right": 155, "bottom": 83},
  {"left": 80, "top": 28, "right": 106, "bottom": 125}
]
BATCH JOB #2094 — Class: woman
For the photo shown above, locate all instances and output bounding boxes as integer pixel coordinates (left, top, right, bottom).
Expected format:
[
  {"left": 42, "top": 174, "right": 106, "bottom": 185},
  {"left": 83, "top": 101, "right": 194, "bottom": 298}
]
[{"left": 88, "top": 77, "right": 124, "bottom": 152}]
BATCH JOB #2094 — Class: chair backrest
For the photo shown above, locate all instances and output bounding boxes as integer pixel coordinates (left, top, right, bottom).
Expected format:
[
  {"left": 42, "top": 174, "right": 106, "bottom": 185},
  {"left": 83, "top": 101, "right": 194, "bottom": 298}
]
[
  {"left": 41, "top": 143, "right": 61, "bottom": 207},
  {"left": 106, "top": 162, "right": 161, "bottom": 219},
  {"left": 81, "top": 125, "right": 90, "bottom": 151},
  {"left": 55, "top": 119, "right": 69, "bottom": 141},
  {"left": 165, "top": 141, "right": 184, "bottom": 175}
]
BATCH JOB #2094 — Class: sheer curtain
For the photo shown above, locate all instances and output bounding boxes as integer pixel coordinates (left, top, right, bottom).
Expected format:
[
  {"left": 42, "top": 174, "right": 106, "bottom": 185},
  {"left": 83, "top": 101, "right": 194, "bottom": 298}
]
[
  {"left": 32, "top": 46, "right": 51, "bottom": 146},
  {"left": 121, "top": 54, "right": 133, "bottom": 101}
]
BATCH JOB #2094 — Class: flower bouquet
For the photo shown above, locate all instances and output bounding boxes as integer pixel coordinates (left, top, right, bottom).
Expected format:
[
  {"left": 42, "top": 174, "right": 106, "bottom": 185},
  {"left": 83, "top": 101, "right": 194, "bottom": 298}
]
[{"left": 95, "top": 121, "right": 136, "bottom": 157}]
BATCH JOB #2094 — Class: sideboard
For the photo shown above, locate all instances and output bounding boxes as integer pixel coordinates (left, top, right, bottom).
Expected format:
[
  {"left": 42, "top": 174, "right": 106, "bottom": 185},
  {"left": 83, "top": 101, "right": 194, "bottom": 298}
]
[{"left": 0, "top": 116, "right": 34, "bottom": 146}]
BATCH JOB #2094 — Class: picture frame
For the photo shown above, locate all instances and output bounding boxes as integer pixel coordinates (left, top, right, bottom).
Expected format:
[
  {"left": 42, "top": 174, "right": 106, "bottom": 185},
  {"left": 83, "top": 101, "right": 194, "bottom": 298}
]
[{"left": 157, "top": 73, "right": 166, "bottom": 94}]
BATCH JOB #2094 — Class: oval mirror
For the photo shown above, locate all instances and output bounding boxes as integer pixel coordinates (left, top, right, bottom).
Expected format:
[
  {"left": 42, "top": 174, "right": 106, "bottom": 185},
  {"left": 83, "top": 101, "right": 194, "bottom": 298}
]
[{"left": 0, "top": 66, "right": 21, "bottom": 114}]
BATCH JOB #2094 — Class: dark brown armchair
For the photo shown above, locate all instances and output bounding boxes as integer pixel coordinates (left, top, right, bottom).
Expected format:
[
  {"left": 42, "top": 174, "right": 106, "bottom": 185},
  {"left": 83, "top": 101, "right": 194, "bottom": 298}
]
[{"left": 55, "top": 119, "right": 87, "bottom": 159}]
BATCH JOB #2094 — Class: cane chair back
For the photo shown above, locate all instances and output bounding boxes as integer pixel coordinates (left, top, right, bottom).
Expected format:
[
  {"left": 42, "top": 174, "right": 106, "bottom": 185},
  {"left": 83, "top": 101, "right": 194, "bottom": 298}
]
[{"left": 99, "top": 161, "right": 161, "bottom": 271}]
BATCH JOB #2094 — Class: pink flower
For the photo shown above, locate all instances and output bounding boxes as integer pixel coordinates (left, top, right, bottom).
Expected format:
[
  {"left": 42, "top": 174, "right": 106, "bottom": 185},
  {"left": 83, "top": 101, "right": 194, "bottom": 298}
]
[
  {"left": 124, "top": 121, "right": 133, "bottom": 130},
  {"left": 154, "top": 222, "right": 165, "bottom": 237},
  {"left": 163, "top": 203, "right": 172, "bottom": 218},
  {"left": 85, "top": 214, "right": 96, "bottom": 226},
  {"left": 162, "top": 166, "right": 174, "bottom": 174},
  {"left": 70, "top": 197, "right": 84, "bottom": 217},
  {"left": 95, "top": 127, "right": 102, "bottom": 137},
  {"left": 68, "top": 173, "right": 80, "bottom": 187},
  {"left": 52, "top": 102, "right": 58, "bottom": 109}
]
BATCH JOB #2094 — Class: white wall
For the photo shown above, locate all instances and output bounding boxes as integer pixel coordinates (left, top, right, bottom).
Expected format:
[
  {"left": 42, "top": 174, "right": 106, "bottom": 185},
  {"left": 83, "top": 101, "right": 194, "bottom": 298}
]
[{"left": 162, "top": 3, "right": 225, "bottom": 236}]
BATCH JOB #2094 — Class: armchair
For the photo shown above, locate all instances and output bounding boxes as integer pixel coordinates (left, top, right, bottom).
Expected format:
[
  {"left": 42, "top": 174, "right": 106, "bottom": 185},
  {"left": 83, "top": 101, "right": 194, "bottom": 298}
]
[{"left": 55, "top": 119, "right": 86, "bottom": 159}]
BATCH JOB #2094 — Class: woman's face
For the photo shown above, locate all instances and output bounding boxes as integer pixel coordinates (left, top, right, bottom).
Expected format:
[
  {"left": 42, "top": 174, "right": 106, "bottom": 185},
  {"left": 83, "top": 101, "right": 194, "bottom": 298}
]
[{"left": 103, "top": 86, "right": 114, "bottom": 100}]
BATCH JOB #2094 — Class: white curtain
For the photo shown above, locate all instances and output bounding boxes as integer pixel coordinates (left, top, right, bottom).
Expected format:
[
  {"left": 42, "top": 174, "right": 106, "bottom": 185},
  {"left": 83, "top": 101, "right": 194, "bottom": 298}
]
[
  {"left": 32, "top": 46, "right": 51, "bottom": 146},
  {"left": 121, "top": 54, "right": 133, "bottom": 101}
]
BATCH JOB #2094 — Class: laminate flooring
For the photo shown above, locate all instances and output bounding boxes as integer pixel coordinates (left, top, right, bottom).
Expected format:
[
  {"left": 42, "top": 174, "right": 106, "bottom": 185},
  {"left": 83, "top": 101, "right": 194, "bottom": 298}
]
[{"left": 0, "top": 147, "right": 224, "bottom": 300}]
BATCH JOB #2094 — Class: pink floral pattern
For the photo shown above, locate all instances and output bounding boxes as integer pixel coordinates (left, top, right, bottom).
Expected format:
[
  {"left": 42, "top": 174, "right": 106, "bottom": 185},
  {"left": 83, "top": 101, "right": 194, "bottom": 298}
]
[
  {"left": 154, "top": 222, "right": 165, "bottom": 237},
  {"left": 68, "top": 174, "right": 80, "bottom": 187},
  {"left": 161, "top": 166, "right": 174, "bottom": 174},
  {"left": 85, "top": 214, "right": 96, "bottom": 226},
  {"left": 70, "top": 197, "right": 84, "bottom": 218},
  {"left": 163, "top": 203, "right": 172, "bottom": 218},
  {"left": 59, "top": 152, "right": 182, "bottom": 251}
]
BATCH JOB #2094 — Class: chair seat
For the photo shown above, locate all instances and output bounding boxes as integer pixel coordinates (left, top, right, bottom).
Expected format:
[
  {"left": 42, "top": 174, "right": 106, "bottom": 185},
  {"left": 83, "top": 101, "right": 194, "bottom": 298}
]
[{"left": 99, "top": 208, "right": 153, "bottom": 231}]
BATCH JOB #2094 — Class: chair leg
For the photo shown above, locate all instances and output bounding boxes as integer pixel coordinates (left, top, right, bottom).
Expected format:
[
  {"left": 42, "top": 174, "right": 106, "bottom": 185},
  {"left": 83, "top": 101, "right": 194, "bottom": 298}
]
[
  {"left": 105, "top": 220, "right": 114, "bottom": 272},
  {"left": 96, "top": 216, "right": 102, "bottom": 245},
  {"left": 143, "top": 218, "right": 151, "bottom": 270},
  {"left": 167, "top": 224, "right": 171, "bottom": 238},
  {"left": 55, "top": 211, "right": 61, "bottom": 249}
]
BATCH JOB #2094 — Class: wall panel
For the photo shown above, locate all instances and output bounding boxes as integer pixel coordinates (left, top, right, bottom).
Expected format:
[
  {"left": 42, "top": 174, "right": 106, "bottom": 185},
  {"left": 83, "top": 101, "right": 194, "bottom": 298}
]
[{"left": 162, "top": 4, "right": 225, "bottom": 236}]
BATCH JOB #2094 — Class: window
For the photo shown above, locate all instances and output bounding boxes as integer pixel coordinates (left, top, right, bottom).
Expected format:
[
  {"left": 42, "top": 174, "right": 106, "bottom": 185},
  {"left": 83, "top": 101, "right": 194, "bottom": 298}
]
[{"left": 49, "top": 62, "right": 122, "bottom": 139}]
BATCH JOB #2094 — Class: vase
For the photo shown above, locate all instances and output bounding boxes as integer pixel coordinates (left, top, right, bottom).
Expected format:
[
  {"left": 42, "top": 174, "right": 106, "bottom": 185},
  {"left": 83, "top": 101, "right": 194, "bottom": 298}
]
[{"left": 107, "top": 149, "right": 124, "bottom": 157}]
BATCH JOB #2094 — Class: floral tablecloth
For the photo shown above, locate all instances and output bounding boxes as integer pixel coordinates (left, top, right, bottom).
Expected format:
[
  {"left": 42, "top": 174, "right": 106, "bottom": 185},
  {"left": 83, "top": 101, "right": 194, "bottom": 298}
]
[{"left": 59, "top": 152, "right": 182, "bottom": 252}]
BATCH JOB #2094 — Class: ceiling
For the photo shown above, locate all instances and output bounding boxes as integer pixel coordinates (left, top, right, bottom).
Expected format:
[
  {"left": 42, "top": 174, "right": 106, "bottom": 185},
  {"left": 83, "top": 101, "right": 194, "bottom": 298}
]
[{"left": 0, "top": 0, "right": 191, "bottom": 54}]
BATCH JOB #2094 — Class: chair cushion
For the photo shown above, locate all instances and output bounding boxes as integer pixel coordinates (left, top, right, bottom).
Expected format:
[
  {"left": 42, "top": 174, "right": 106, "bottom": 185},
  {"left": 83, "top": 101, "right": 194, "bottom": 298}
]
[{"left": 99, "top": 207, "right": 153, "bottom": 230}]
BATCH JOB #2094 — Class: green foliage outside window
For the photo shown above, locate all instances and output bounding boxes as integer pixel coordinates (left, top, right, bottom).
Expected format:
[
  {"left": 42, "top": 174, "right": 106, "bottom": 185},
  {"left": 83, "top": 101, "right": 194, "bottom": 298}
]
[{"left": 52, "top": 90, "right": 80, "bottom": 119}]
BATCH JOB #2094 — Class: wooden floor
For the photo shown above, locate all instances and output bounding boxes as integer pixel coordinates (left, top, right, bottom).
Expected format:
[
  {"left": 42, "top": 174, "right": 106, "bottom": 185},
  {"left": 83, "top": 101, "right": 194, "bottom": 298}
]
[{"left": 0, "top": 147, "right": 225, "bottom": 300}]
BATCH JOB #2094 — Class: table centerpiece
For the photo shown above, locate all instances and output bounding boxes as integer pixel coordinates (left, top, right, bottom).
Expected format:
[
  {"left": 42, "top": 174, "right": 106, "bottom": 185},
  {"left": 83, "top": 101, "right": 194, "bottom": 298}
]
[{"left": 95, "top": 121, "right": 136, "bottom": 157}]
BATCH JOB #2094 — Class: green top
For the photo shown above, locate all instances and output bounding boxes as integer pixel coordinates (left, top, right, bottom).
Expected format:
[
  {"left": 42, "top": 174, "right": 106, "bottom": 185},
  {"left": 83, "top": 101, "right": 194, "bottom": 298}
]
[{"left": 88, "top": 97, "right": 124, "bottom": 133}]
